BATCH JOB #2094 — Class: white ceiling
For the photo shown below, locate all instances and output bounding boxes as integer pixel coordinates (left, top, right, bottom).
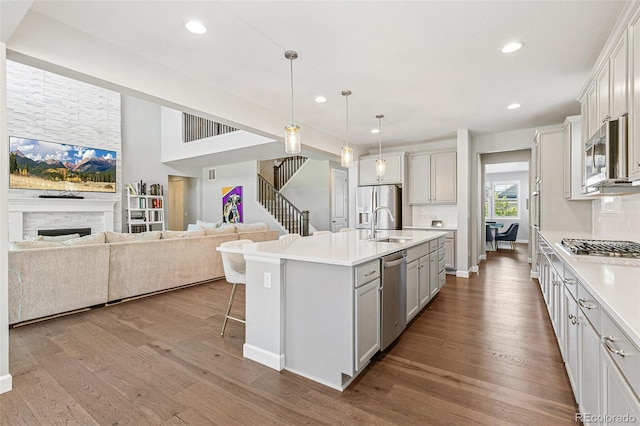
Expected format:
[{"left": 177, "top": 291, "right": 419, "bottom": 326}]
[{"left": 6, "top": 1, "right": 628, "bottom": 154}]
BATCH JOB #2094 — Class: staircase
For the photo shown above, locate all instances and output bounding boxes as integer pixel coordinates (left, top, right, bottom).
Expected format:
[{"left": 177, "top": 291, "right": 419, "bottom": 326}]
[
  {"left": 258, "top": 174, "right": 309, "bottom": 236},
  {"left": 273, "top": 156, "right": 307, "bottom": 190}
]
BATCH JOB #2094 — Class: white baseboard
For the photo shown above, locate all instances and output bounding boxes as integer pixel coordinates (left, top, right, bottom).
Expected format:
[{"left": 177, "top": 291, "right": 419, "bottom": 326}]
[
  {"left": 0, "top": 374, "right": 12, "bottom": 394},
  {"left": 284, "top": 366, "right": 350, "bottom": 392},
  {"left": 530, "top": 271, "right": 539, "bottom": 279},
  {"left": 243, "top": 343, "right": 284, "bottom": 371},
  {"left": 479, "top": 254, "right": 486, "bottom": 261},
  {"left": 456, "top": 270, "right": 470, "bottom": 278},
  {"left": 470, "top": 265, "right": 478, "bottom": 273}
]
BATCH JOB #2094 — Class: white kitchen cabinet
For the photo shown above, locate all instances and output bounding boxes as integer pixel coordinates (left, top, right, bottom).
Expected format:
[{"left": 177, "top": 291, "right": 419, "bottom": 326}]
[
  {"left": 408, "top": 154, "right": 430, "bottom": 204},
  {"left": 432, "top": 152, "right": 457, "bottom": 203},
  {"left": 631, "top": 14, "right": 640, "bottom": 181},
  {"left": 610, "top": 30, "right": 628, "bottom": 120},
  {"left": 355, "top": 277, "right": 380, "bottom": 372},
  {"left": 600, "top": 346, "right": 640, "bottom": 426},
  {"left": 563, "top": 116, "right": 589, "bottom": 200},
  {"left": 359, "top": 153, "right": 403, "bottom": 185},
  {"left": 445, "top": 233, "right": 456, "bottom": 271},
  {"left": 588, "top": 83, "right": 599, "bottom": 139},
  {"left": 408, "top": 151, "right": 456, "bottom": 205},
  {"left": 429, "top": 251, "right": 438, "bottom": 299},
  {"left": 406, "top": 259, "right": 419, "bottom": 322},
  {"left": 597, "top": 65, "right": 611, "bottom": 126},
  {"left": 564, "top": 284, "right": 581, "bottom": 403},
  {"left": 580, "top": 309, "right": 601, "bottom": 421},
  {"left": 418, "top": 255, "right": 429, "bottom": 309}
]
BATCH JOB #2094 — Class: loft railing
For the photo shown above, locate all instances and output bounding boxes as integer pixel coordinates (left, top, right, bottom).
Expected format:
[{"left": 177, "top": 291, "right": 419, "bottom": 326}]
[
  {"left": 273, "top": 156, "right": 307, "bottom": 190},
  {"left": 258, "top": 174, "right": 309, "bottom": 236},
  {"left": 182, "top": 112, "right": 238, "bottom": 143}
]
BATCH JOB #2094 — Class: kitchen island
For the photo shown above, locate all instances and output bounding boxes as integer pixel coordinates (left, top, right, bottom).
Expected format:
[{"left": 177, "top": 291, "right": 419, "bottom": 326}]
[{"left": 217, "top": 229, "right": 446, "bottom": 391}]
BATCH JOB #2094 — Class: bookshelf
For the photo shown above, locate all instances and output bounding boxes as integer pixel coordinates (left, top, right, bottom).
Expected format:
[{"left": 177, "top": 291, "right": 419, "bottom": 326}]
[{"left": 126, "top": 182, "right": 165, "bottom": 233}]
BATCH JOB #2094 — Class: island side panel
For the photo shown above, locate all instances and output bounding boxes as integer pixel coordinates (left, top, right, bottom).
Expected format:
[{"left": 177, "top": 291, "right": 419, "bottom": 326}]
[
  {"left": 284, "top": 260, "right": 354, "bottom": 390},
  {"left": 243, "top": 256, "right": 285, "bottom": 370}
]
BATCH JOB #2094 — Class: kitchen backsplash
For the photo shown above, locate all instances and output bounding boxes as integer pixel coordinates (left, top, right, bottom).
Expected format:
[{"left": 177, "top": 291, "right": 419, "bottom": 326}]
[
  {"left": 592, "top": 193, "right": 640, "bottom": 241},
  {"left": 411, "top": 205, "right": 458, "bottom": 228}
]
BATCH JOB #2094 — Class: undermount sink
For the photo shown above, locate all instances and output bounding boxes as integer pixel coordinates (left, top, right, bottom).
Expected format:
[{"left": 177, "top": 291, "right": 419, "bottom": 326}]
[{"left": 370, "top": 237, "right": 413, "bottom": 244}]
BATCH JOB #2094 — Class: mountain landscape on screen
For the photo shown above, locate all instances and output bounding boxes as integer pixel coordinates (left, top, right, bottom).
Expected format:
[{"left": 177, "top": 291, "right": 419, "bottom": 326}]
[{"left": 9, "top": 136, "right": 117, "bottom": 193}]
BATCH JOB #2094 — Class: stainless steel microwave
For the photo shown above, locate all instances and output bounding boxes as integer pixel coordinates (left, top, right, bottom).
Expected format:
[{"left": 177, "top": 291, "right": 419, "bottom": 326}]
[{"left": 584, "top": 114, "right": 628, "bottom": 189}]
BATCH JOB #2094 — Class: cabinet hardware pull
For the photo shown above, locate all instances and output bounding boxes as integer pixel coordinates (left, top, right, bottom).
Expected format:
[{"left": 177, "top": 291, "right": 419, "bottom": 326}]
[
  {"left": 564, "top": 278, "right": 576, "bottom": 285},
  {"left": 364, "top": 270, "right": 377, "bottom": 277},
  {"left": 603, "top": 336, "right": 626, "bottom": 357},
  {"left": 578, "top": 298, "right": 596, "bottom": 310}
]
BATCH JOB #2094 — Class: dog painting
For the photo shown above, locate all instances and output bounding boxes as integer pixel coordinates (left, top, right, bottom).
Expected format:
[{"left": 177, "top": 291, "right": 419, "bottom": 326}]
[{"left": 222, "top": 186, "right": 243, "bottom": 223}]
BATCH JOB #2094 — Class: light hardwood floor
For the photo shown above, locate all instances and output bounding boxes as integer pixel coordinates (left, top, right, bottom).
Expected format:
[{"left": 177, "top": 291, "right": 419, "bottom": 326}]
[{"left": 1, "top": 244, "right": 578, "bottom": 425}]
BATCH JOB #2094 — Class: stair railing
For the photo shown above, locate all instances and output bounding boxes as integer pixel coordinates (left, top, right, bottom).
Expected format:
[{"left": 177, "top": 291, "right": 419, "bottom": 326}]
[
  {"left": 273, "top": 156, "right": 307, "bottom": 190},
  {"left": 258, "top": 174, "right": 309, "bottom": 236}
]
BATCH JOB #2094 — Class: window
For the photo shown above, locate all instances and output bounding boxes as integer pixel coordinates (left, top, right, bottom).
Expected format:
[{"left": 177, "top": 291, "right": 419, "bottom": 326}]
[{"left": 486, "top": 181, "right": 519, "bottom": 219}]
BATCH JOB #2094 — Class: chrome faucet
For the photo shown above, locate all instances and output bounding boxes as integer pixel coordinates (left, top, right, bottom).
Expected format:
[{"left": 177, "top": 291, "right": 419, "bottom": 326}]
[{"left": 370, "top": 206, "right": 395, "bottom": 239}]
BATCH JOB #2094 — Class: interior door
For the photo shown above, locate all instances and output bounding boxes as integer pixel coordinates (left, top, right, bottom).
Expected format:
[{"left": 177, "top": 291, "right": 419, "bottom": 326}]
[
  {"left": 168, "top": 178, "right": 184, "bottom": 230},
  {"left": 331, "top": 169, "right": 348, "bottom": 232}
]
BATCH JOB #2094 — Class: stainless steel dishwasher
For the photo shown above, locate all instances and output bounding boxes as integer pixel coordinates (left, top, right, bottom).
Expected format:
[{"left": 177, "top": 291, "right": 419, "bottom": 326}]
[{"left": 380, "top": 250, "right": 407, "bottom": 350}]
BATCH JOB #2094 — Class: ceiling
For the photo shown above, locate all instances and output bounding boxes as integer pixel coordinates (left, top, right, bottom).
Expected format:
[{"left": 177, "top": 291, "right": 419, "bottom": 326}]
[{"left": 5, "top": 1, "right": 628, "bottom": 154}]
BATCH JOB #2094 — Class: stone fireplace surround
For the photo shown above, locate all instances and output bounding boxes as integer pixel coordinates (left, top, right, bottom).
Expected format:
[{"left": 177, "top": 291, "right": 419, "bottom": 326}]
[{"left": 8, "top": 198, "right": 116, "bottom": 242}]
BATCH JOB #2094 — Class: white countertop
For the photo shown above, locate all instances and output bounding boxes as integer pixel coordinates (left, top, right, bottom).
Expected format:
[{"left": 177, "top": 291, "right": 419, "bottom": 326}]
[
  {"left": 404, "top": 225, "right": 457, "bottom": 232},
  {"left": 218, "top": 229, "right": 447, "bottom": 267},
  {"left": 539, "top": 230, "right": 640, "bottom": 347}
]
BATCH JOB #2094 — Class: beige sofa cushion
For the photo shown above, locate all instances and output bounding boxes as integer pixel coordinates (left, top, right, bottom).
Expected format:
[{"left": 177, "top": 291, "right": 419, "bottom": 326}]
[
  {"left": 161, "top": 230, "right": 187, "bottom": 239},
  {"left": 235, "top": 222, "right": 269, "bottom": 232},
  {"left": 9, "top": 241, "right": 64, "bottom": 250},
  {"left": 105, "top": 231, "right": 162, "bottom": 242},
  {"left": 63, "top": 233, "right": 106, "bottom": 246},
  {"left": 42, "top": 233, "right": 81, "bottom": 242},
  {"left": 185, "top": 230, "right": 206, "bottom": 238},
  {"left": 203, "top": 226, "right": 236, "bottom": 236}
]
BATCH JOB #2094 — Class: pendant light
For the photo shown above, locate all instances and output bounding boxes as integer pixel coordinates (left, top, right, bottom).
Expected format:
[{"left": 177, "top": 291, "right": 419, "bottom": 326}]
[
  {"left": 341, "top": 90, "right": 353, "bottom": 167},
  {"left": 284, "top": 50, "right": 301, "bottom": 154},
  {"left": 375, "top": 114, "right": 385, "bottom": 179}
]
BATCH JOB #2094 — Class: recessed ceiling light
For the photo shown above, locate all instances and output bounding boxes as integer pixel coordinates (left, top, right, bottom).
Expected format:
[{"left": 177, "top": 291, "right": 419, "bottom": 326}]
[
  {"left": 370, "top": 129, "right": 380, "bottom": 134},
  {"left": 500, "top": 42, "right": 523, "bottom": 54},
  {"left": 314, "top": 96, "right": 327, "bottom": 103},
  {"left": 185, "top": 20, "right": 207, "bottom": 35},
  {"left": 507, "top": 103, "right": 521, "bottom": 110}
]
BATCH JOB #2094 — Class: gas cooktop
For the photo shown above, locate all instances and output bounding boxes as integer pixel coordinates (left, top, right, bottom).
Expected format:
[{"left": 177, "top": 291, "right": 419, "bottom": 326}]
[{"left": 561, "top": 238, "right": 640, "bottom": 258}]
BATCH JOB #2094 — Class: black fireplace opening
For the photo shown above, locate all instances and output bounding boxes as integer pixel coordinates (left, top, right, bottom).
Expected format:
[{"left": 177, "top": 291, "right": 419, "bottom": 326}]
[{"left": 38, "top": 228, "right": 92, "bottom": 237}]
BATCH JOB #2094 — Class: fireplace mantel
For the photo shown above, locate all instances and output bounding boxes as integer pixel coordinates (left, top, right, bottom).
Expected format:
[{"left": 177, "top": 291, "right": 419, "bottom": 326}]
[{"left": 8, "top": 198, "right": 116, "bottom": 242}]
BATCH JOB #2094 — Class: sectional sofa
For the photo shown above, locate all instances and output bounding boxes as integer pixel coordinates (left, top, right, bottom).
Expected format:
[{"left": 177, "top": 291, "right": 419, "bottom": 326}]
[{"left": 8, "top": 225, "right": 278, "bottom": 325}]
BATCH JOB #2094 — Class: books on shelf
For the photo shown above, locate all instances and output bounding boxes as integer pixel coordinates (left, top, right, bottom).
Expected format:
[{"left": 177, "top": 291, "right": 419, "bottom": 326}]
[
  {"left": 127, "top": 181, "right": 163, "bottom": 196},
  {"left": 126, "top": 180, "right": 165, "bottom": 233}
]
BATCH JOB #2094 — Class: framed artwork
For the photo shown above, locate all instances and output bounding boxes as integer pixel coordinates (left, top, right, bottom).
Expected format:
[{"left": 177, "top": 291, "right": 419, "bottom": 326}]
[{"left": 222, "top": 185, "right": 243, "bottom": 223}]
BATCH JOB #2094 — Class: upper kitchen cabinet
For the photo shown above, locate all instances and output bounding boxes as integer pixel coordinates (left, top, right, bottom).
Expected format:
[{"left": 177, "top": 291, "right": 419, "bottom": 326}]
[
  {"left": 563, "top": 116, "right": 589, "bottom": 200},
  {"left": 610, "top": 30, "right": 628, "bottom": 121},
  {"left": 408, "top": 151, "right": 457, "bottom": 205},
  {"left": 631, "top": 14, "right": 640, "bottom": 180},
  {"left": 359, "top": 152, "right": 404, "bottom": 185}
]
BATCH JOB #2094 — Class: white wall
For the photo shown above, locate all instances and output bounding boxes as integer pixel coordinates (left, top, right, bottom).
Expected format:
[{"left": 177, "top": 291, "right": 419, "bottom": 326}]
[
  {"left": 121, "top": 95, "right": 201, "bottom": 230},
  {"left": 280, "top": 159, "right": 332, "bottom": 231},
  {"left": 485, "top": 170, "right": 530, "bottom": 243},
  {"left": 7, "top": 60, "right": 122, "bottom": 232},
  {"left": 592, "top": 193, "right": 640, "bottom": 242},
  {"left": 201, "top": 161, "right": 281, "bottom": 231},
  {"left": 0, "top": 42, "right": 12, "bottom": 394}
]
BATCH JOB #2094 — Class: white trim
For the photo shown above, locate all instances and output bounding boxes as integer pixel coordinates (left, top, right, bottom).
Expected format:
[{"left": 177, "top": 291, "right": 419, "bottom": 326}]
[
  {"left": 243, "top": 343, "right": 285, "bottom": 371},
  {"left": 0, "top": 374, "right": 12, "bottom": 394},
  {"left": 456, "top": 270, "right": 470, "bottom": 278},
  {"left": 530, "top": 271, "right": 539, "bottom": 279},
  {"left": 284, "top": 366, "right": 355, "bottom": 392},
  {"left": 470, "top": 265, "right": 478, "bottom": 273},
  {"left": 479, "top": 254, "right": 487, "bottom": 261}
]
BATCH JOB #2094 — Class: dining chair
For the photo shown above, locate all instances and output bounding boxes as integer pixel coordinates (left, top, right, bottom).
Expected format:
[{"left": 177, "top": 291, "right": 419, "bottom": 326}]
[
  {"left": 279, "top": 233, "right": 302, "bottom": 241},
  {"left": 313, "top": 231, "right": 332, "bottom": 235},
  {"left": 495, "top": 223, "right": 519, "bottom": 250},
  {"left": 496, "top": 223, "right": 515, "bottom": 238},
  {"left": 219, "top": 239, "right": 252, "bottom": 336},
  {"left": 485, "top": 224, "right": 495, "bottom": 251}
]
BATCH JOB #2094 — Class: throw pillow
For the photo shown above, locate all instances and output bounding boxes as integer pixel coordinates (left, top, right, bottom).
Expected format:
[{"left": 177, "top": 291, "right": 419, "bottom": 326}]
[
  {"left": 186, "top": 223, "right": 201, "bottom": 231},
  {"left": 161, "top": 230, "right": 187, "bottom": 239},
  {"left": 196, "top": 219, "right": 221, "bottom": 229},
  {"left": 63, "top": 233, "right": 106, "bottom": 246},
  {"left": 9, "top": 240, "right": 64, "bottom": 250},
  {"left": 203, "top": 226, "right": 236, "bottom": 236},
  {"left": 104, "top": 231, "right": 137, "bottom": 243}
]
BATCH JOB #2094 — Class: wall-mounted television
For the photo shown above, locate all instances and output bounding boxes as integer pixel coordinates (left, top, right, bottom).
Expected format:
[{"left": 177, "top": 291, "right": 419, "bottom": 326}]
[{"left": 9, "top": 136, "right": 117, "bottom": 193}]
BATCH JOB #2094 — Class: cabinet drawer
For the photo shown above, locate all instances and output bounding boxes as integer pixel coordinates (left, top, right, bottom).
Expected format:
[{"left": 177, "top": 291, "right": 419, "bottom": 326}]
[
  {"left": 601, "top": 311, "right": 640, "bottom": 398},
  {"left": 438, "top": 247, "right": 445, "bottom": 261},
  {"left": 577, "top": 283, "right": 600, "bottom": 332},
  {"left": 407, "top": 243, "right": 429, "bottom": 263},
  {"left": 563, "top": 267, "right": 579, "bottom": 300},
  {"left": 355, "top": 259, "right": 380, "bottom": 288},
  {"left": 438, "top": 271, "right": 446, "bottom": 288},
  {"left": 438, "top": 258, "right": 446, "bottom": 272},
  {"left": 438, "top": 237, "right": 445, "bottom": 249},
  {"left": 429, "top": 240, "right": 438, "bottom": 253}
]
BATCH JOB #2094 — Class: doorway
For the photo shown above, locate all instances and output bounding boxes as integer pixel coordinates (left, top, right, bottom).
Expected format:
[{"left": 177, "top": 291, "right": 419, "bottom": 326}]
[
  {"left": 168, "top": 176, "right": 197, "bottom": 231},
  {"left": 330, "top": 169, "right": 348, "bottom": 232}
]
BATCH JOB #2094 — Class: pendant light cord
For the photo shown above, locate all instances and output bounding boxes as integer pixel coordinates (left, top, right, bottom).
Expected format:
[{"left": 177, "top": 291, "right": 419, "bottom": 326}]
[
  {"left": 345, "top": 95, "right": 349, "bottom": 147},
  {"left": 378, "top": 115, "right": 382, "bottom": 158},
  {"left": 290, "top": 58, "right": 295, "bottom": 125}
]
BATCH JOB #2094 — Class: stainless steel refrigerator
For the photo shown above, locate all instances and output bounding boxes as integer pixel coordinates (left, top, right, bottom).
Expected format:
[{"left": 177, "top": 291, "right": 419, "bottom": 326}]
[{"left": 356, "top": 185, "right": 402, "bottom": 230}]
